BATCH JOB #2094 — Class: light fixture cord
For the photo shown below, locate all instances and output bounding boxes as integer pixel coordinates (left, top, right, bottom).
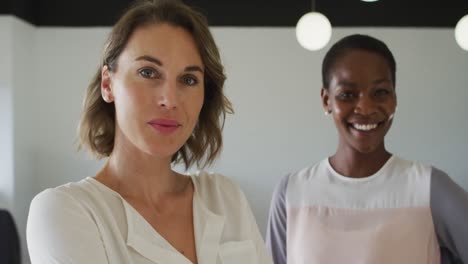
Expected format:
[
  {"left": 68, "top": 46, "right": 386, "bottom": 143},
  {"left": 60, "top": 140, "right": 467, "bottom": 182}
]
[{"left": 311, "top": 0, "right": 316, "bottom": 11}]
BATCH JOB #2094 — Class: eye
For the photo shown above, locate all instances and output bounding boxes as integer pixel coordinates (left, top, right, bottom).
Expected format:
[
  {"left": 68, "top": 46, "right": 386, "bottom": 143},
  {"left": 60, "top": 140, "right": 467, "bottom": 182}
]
[
  {"left": 138, "top": 68, "right": 158, "bottom": 79},
  {"left": 337, "top": 91, "right": 356, "bottom": 100},
  {"left": 374, "top": 89, "right": 390, "bottom": 97},
  {"left": 181, "top": 75, "right": 199, "bottom": 86}
]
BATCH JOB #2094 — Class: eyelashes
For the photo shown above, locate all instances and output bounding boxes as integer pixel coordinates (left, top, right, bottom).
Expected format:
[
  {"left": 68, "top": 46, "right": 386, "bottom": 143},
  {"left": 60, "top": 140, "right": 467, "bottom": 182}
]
[
  {"left": 137, "top": 67, "right": 200, "bottom": 87},
  {"left": 180, "top": 75, "right": 199, "bottom": 86},
  {"left": 336, "top": 88, "right": 392, "bottom": 101},
  {"left": 138, "top": 68, "right": 160, "bottom": 79},
  {"left": 336, "top": 91, "right": 356, "bottom": 100}
]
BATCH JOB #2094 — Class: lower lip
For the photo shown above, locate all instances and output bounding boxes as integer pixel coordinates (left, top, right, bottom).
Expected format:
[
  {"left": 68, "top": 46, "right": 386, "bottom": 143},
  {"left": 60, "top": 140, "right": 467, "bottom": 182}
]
[{"left": 149, "top": 124, "right": 179, "bottom": 134}]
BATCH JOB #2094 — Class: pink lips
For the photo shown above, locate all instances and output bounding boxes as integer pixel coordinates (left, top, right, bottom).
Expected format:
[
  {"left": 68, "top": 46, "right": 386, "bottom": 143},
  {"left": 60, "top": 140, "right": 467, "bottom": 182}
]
[{"left": 148, "top": 119, "right": 181, "bottom": 134}]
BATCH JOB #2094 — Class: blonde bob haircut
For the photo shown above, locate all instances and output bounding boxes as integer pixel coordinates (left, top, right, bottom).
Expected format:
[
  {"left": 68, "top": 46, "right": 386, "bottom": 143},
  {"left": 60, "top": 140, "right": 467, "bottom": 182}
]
[{"left": 78, "top": 0, "right": 233, "bottom": 169}]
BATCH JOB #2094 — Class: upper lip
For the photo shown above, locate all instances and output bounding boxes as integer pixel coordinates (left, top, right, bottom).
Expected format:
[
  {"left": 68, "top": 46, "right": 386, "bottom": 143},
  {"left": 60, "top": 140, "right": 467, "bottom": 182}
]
[
  {"left": 148, "top": 118, "right": 181, "bottom": 127},
  {"left": 349, "top": 121, "right": 380, "bottom": 125},
  {"left": 348, "top": 117, "right": 383, "bottom": 125}
]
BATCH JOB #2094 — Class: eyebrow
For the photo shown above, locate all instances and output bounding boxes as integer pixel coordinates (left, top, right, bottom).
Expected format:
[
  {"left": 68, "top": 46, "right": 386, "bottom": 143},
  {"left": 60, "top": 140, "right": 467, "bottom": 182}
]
[
  {"left": 135, "top": 55, "right": 204, "bottom": 74},
  {"left": 337, "top": 78, "right": 392, "bottom": 88},
  {"left": 337, "top": 81, "right": 357, "bottom": 88},
  {"left": 135, "top": 55, "right": 162, "bottom": 66},
  {"left": 373, "top": 78, "right": 392, "bottom": 85},
  {"left": 185, "top": 65, "right": 204, "bottom": 74}
]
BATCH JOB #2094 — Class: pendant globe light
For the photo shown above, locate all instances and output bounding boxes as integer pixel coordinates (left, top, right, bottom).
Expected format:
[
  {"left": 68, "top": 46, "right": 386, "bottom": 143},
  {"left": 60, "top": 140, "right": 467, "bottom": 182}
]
[
  {"left": 455, "top": 14, "right": 468, "bottom": 51},
  {"left": 296, "top": 0, "right": 332, "bottom": 51}
]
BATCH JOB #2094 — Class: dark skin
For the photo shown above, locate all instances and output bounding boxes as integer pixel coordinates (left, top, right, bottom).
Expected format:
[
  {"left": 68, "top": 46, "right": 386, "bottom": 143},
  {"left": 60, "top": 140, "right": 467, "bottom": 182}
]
[{"left": 321, "top": 49, "right": 397, "bottom": 178}]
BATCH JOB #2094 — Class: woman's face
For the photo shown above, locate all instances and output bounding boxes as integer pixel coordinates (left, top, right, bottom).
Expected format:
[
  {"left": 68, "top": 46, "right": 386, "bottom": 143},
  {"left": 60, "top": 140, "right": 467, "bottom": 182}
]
[
  {"left": 101, "top": 23, "right": 204, "bottom": 159},
  {"left": 321, "top": 49, "right": 397, "bottom": 154}
]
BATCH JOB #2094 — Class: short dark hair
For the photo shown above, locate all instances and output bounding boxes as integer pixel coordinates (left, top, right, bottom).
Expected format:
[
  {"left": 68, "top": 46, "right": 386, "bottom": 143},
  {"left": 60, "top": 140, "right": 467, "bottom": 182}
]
[
  {"left": 322, "top": 34, "right": 396, "bottom": 89},
  {"left": 78, "top": 0, "right": 233, "bottom": 169}
]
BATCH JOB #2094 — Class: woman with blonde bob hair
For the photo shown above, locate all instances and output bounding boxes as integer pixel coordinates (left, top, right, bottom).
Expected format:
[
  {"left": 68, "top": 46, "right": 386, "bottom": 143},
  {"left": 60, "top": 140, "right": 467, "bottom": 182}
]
[{"left": 27, "top": 1, "right": 272, "bottom": 263}]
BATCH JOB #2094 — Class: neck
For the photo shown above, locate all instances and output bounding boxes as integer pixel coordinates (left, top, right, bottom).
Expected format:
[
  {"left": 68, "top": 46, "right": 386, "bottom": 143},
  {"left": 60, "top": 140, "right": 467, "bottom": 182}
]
[
  {"left": 95, "top": 131, "right": 188, "bottom": 204},
  {"left": 330, "top": 142, "right": 392, "bottom": 178}
]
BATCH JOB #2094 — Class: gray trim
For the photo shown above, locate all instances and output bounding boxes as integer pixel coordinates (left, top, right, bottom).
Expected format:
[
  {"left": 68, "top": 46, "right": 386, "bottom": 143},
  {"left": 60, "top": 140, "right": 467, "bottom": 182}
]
[
  {"left": 431, "top": 167, "right": 468, "bottom": 264},
  {"left": 266, "top": 174, "right": 289, "bottom": 264}
]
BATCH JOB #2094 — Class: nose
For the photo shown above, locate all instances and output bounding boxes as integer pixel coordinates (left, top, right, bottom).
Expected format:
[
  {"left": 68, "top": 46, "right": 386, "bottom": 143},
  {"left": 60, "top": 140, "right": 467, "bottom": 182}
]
[
  {"left": 354, "top": 94, "right": 377, "bottom": 116},
  {"left": 157, "top": 81, "right": 179, "bottom": 110}
]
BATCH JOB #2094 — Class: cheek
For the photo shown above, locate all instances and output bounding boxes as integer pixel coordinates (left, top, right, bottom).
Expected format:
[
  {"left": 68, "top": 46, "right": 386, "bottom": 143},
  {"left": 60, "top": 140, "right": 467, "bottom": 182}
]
[
  {"left": 115, "top": 91, "right": 138, "bottom": 114},
  {"left": 331, "top": 108, "right": 348, "bottom": 127},
  {"left": 114, "top": 83, "right": 150, "bottom": 119},
  {"left": 383, "top": 98, "right": 397, "bottom": 115},
  {"left": 186, "top": 88, "right": 204, "bottom": 117},
  {"left": 332, "top": 105, "right": 343, "bottom": 115},
  {"left": 330, "top": 100, "right": 350, "bottom": 116}
]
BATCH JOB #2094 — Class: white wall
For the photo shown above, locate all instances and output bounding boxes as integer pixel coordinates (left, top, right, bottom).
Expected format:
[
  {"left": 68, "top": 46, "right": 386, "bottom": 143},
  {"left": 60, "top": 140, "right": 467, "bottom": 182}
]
[
  {"left": 12, "top": 17, "right": 36, "bottom": 263},
  {"left": 0, "top": 15, "right": 36, "bottom": 262},
  {"left": 0, "top": 16, "right": 14, "bottom": 210},
  {"left": 213, "top": 27, "right": 468, "bottom": 231},
  {"left": 33, "top": 27, "right": 109, "bottom": 192},
  {"left": 32, "top": 26, "right": 468, "bottom": 235},
  {"left": 3, "top": 20, "right": 468, "bottom": 263}
]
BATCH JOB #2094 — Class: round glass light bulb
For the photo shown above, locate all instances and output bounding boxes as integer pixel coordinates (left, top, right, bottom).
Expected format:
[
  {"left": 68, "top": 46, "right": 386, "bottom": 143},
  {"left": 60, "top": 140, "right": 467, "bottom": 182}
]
[
  {"left": 455, "top": 14, "right": 468, "bottom": 51},
  {"left": 361, "top": 0, "right": 379, "bottom": 2},
  {"left": 296, "top": 12, "right": 332, "bottom": 51}
]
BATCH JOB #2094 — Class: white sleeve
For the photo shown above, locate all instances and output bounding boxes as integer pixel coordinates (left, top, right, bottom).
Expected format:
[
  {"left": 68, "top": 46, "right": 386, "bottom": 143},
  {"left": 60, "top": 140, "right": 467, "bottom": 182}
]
[{"left": 27, "top": 189, "right": 109, "bottom": 264}]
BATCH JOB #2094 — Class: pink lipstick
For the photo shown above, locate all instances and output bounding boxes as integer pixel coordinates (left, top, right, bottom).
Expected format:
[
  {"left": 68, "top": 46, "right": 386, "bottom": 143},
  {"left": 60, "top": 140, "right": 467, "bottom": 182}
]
[{"left": 148, "top": 119, "right": 181, "bottom": 134}]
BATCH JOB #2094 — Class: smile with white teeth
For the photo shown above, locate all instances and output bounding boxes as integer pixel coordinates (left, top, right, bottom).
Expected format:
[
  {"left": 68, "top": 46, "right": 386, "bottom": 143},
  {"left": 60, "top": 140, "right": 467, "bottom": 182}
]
[{"left": 352, "top": 123, "right": 378, "bottom": 131}]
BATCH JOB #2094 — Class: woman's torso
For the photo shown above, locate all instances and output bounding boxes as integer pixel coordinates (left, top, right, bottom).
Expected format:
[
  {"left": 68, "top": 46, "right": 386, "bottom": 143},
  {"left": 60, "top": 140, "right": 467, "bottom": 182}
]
[
  {"left": 27, "top": 171, "right": 270, "bottom": 264},
  {"left": 286, "top": 156, "right": 440, "bottom": 264}
]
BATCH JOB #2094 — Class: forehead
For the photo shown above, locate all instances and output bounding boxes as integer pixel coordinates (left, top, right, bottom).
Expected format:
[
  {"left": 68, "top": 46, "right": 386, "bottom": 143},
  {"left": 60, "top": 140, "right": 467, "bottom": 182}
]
[
  {"left": 121, "top": 23, "right": 203, "bottom": 66},
  {"left": 330, "top": 49, "right": 392, "bottom": 83}
]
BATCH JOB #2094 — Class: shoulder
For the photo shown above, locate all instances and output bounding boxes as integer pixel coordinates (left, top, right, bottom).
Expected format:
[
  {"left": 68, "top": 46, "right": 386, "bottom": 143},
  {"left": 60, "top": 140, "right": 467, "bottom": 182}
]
[
  {"left": 27, "top": 181, "right": 93, "bottom": 243},
  {"left": 385, "top": 155, "right": 432, "bottom": 176},
  {"left": 28, "top": 180, "right": 93, "bottom": 225},
  {"left": 272, "top": 174, "right": 290, "bottom": 201},
  {"left": 27, "top": 180, "right": 114, "bottom": 263},
  {"left": 31, "top": 182, "right": 85, "bottom": 211},
  {"left": 268, "top": 174, "right": 289, "bottom": 217},
  {"left": 192, "top": 171, "right": 244, "bottom": 197},
  {"left": 287, "top": 159, "right": 327, "bottom": 183},
  {"left": 430, "top": 166, "right": 453, "bottom": 188},
  {"left": 28, "top": 177, "right": 119, "bottom": 226},
  {"left": 30, "top": 178, "right": 102, "bottom": 210},
  {"left": 430, "top": 166, "right": 467, "bottom": 203}
]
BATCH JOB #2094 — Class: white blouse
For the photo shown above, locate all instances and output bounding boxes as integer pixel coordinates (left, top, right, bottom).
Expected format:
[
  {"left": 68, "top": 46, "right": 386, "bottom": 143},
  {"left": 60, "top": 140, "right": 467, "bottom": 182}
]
[{"left": 27, "top": 172, "right": 272, "bottom": 264}]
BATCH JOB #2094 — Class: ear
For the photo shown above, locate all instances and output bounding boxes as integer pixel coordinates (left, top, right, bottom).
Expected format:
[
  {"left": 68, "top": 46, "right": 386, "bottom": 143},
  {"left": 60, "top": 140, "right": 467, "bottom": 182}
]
[
  {"left": 101, "top": 65, "right": 114, "bottom": 103},
  {"left": 321, "top": 88, "right": 331, "bottom": 113}
]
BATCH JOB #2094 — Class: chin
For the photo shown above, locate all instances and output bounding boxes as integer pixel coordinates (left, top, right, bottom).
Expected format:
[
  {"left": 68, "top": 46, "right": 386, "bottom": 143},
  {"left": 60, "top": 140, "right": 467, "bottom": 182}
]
[
  {"left": 353, "top": 142, "right": 382, "bottom": 155},
  {"left": 145, "top": 150, "right": 178, "bottom": 160},
  {"left": 357, "top": 148, "right": 377, "bottom": 155},
  {"left": 138, "top": 143, "right": 180, "bottom": 159}
]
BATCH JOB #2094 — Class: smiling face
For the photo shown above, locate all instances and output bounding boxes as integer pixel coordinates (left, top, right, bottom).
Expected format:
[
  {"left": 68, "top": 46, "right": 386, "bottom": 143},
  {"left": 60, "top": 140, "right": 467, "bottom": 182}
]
[
  {"left": 101, "top": 23, "right": 205, "bottom": 160},
  {"left": 322, "top": 49, "right": 397, "bottom": 154}
]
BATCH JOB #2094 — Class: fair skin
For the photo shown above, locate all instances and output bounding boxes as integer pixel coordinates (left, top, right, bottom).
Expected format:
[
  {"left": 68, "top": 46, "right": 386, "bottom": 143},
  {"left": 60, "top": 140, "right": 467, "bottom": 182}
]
[
  {"left": 97, "top": 23, "right": 205, "bottom": 264},
  {"left": 321, "top": 50, "right": 397, "bottom": 178}
]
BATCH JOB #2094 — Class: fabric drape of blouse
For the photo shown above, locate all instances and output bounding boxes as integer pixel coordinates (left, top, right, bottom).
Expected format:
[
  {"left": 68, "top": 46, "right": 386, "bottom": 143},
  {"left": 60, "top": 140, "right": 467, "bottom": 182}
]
[{"left": 27, "top": 172, "right": 272, "bottom": 264}]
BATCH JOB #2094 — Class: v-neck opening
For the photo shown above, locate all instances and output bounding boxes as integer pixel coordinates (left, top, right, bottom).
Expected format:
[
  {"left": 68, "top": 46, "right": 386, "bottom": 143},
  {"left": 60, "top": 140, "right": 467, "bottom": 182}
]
[
  {"left": 87, "top": 173, "right": 225, "bottom": 264},
  {"left": 87, "top": 175, "right": 199, "bottom": 263}
]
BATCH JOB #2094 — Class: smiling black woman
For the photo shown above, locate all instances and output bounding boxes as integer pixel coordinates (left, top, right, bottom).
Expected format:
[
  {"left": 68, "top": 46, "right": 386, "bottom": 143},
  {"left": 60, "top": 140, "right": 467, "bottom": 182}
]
[{"left": 266, "top": 34, "right": 468, "bottom": 264}]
